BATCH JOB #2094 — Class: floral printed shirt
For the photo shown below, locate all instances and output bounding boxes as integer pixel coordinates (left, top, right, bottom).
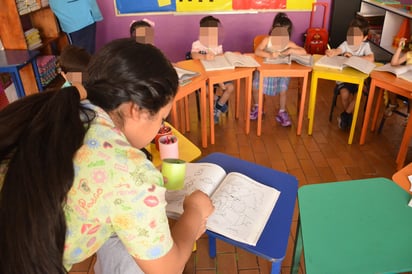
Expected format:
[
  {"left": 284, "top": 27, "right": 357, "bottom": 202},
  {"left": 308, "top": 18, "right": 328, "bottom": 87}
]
[{"left": 63, "top": 101, "right": 172, "bottom": 270}]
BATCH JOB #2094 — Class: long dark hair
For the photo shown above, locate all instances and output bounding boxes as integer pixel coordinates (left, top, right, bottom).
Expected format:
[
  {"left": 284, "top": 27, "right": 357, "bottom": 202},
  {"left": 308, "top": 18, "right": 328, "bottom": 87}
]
[
  {"left": 0, "top": 38, "right": 178, "bottom": 274},
  {"left": 270, "top": 12, "right": 293, "bottom": 35}
]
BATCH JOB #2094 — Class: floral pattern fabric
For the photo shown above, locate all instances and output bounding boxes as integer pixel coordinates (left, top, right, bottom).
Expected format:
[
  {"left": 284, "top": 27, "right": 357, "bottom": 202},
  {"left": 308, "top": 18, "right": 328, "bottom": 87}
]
[{"left": 63, "top": 101, "right": 172, "bottom": 270}]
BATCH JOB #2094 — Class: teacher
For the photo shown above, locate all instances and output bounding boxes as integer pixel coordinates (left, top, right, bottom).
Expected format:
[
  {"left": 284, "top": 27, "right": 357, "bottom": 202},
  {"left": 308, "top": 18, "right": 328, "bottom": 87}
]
[{"left": 49, "top": 0, "right": 103, "bottom": 54}]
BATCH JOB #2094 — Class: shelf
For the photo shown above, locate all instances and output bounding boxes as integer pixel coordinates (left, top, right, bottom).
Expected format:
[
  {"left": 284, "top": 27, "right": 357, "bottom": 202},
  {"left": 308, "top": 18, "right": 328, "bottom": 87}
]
[
  {"left": 361, "top": 0, "right": 412, "bottom": 55},
  {"left": 363, "top": 0, "right": 412, "bottom": 18}
]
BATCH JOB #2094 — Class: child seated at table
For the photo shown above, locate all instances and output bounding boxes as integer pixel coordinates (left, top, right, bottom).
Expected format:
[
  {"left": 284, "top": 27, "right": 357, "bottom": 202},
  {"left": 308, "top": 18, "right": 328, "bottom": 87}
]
[
  {"left": 129, "top": 19, "right": 155, "bottom": 45},
  {"left": 58, "top": 44, "right": 91, "bottom": 89},
  {"left": 325, "top": 17, "right": 374, "bottom": 130},
  {"left": 250, "top": 12, "right": 307, "bottom": 127},
  {"left": 385, "top": 37, "right": 412, "bottom": 117},
  {"left": 190, "top": 15, "right": 235, "bottom": 124}
]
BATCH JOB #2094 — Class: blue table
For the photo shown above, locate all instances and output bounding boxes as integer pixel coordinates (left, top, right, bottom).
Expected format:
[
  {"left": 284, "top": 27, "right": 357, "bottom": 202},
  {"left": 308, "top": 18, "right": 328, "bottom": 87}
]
[
  {"left": 0, "top": 50, "right": 42, "bottom": 98},
  {"left": 198, "top": 152, "right": 298, "bottom": 274},
  {"left": 291, "top": 178, "right": 412, "bottom": 274}
]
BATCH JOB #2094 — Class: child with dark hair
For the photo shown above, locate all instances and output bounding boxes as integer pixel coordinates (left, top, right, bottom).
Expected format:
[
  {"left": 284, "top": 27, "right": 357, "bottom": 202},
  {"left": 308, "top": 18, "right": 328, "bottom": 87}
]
[
  {"left": 250, "top": 12, "right": 307, "bottom": 127},
  {"left": 129, "top": 19, "right": 155, "bottom": 44},
  {"left": 58, "top": 44, "right": 91, "bottom": 88},
  {"left": 191, "top": 15, "right": 235, "bottom": 124},
  {"left": 326, "top": 17, "right": 374, "bottom": 130},
  {"left": 0, "top": 38, "right": 214, "bottom": 274}
]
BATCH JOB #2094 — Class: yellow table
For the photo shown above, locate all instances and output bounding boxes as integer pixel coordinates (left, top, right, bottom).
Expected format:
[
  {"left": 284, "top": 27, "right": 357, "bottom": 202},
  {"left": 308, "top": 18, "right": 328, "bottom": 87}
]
[
  {"left": 308, "top": 55, "right": 369, "bottom": 144},
  {"left": 149, "top": 123, "right": 201, "bottom": 167}
]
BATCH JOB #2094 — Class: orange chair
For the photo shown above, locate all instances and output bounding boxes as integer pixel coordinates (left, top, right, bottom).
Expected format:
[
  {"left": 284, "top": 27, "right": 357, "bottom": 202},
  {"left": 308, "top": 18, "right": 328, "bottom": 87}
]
[
  {"left": 392, "top": 162, "right": 412, "bottom": 193},
  {"left": 253, "top": 34, "right": 266, "bottom": 51}
]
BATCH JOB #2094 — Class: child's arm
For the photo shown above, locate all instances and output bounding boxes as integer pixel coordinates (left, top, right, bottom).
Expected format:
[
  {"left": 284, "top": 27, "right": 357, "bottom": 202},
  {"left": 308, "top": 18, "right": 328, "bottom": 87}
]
[
  {"left": 359, "top": 53, "right": 374, "bottom": 62},
  {"left": 391, "top": 38, "right": 407, "bottom": 66},
  {"left": 255, "top": 37, "right": 279, "bottom": 58},
  {"left": 325, "top": 48, "right": 343, "bottom": 57},
  {"left": 282, "top": 41, "right": 307, "bottom": 56},
  {"left": 191, "top": 50, "right": 215, "bottom": 61}
]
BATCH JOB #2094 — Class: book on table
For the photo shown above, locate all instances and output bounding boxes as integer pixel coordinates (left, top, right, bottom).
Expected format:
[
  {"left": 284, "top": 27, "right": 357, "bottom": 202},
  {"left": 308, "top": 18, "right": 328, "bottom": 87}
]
[
  {"left": 373, "top": 63, "right": 412, "bottom": 82},
  {"left": 315, "top": 55, "right": 377, "bottom": 74},
  {"left": 165, "top": 162, "right": 281, "bottom": 246},
  {"left": 200, "top": 51, "right": 261, "bottom": 71},
  {"left": 264, "top": 53, "right": 313, "bottom": 67},
  {"left": 174, "top": 66, "right": 200, "bottom": 86}
]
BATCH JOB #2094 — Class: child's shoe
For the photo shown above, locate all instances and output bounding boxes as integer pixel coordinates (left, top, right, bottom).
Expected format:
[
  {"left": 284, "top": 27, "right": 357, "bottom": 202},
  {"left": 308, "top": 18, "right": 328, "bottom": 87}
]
[
  {"left": 338, "top": 111, "right": 352, "bottom": 130},
  {"left": 384, "top": 103, "right": 399, "bottom": 117},
  {"left": 215, "top": 100, "right": 228, "bottom": 114},
  {"left": 250, "top": 104, "right": 258, "bottom": 120},
  {"left": 213, "top": 108, "right": 221, "bottom": 124},
  {"left": 276, "top": 111, "right": 291, "bottom": 127}
]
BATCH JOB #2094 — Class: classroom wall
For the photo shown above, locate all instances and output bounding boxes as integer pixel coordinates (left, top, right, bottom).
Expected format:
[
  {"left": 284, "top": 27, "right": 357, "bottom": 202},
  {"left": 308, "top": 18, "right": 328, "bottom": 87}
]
[{"left": 95, "top": 0, "right": 332, "bottom": 62}]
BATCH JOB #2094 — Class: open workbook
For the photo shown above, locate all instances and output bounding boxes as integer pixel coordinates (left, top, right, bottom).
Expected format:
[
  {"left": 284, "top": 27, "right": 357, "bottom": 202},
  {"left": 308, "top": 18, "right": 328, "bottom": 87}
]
[
  {"left": 200, "top": 51, "right": 261, "bottom": 71},
  {"left": 165, "top": 162, "right": 281, "bottom": 246},
  {"left": 373, "top": 63, "right": 412, "bottom": 82},
  {"left": 264, "top": 54, "right": 313, "bottom": 67},
  {"left": 315, "top": 55, "right": 376, "bottom": 74},
  {"left": 174, "top": 66, "right": 200, "bottom": 86}
]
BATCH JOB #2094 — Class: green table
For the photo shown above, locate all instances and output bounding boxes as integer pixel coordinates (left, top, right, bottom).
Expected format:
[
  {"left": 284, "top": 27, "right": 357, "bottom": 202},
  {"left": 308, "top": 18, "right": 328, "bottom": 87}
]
[{"left": 291, "top": 178, "right": 412, "bottom": 274}]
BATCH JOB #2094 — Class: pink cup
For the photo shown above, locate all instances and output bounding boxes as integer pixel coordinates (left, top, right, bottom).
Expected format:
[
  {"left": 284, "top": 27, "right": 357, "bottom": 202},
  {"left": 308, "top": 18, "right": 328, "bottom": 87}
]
[{"left": 158, "top": 135, "right": 179, "bottom": 160}]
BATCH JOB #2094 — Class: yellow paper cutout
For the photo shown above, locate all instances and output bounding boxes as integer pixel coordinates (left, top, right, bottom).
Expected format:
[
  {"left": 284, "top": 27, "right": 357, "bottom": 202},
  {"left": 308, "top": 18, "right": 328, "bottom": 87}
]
[
  {"left": 177, "top": 0, "right": 232, "bottom": 12},
  {"left": 158, "top": 0, "right": 171, "bottom": 7},
  {"left": 286, "top": 0, "right": 314, "bottom": 10}
]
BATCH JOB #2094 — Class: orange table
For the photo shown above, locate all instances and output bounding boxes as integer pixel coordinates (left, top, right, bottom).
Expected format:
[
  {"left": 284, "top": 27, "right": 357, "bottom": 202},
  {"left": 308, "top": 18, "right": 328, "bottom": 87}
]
[
  {"left": 360, "top": 70, "right": 412, "bottom": 170},
  {"left": 187, "top": 59, "right": 255, "bottom": 145},
  {"left": 252, "top": 55, "right": 312, "bottom": 136},
  {"left": 171, "top": 60, "right": 208, "bottom": 148}
]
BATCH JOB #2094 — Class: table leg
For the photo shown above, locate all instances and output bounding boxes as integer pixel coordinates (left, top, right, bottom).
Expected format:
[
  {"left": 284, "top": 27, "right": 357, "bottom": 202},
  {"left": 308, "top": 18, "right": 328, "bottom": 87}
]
[
  {"left": 235, "top": 78, "right": 240, "bottom": 119},
  {"left": 297, "top": 75, "right": 309, "bottom": 136},
  {"left": 208, "top": 234, "right": 217, "bottom": 258},
  {"left": 31, "top": 59, "right": 43, "bottom": 92},
  {"left": 291, "top": 218, "right": 303, "bottom": 274},
  {"left": 308, "top": 74, "right": 318, "bottom": 135},
  {"left": 396, "top": 107, "right": 412, "bottom": 170},
  {"left": 348, "top": 81, "right": 364, "bottom": 144},
  {"left": 200, "top": 83, "right": 208, "bottom": 148},
  {"left": 245, "top": 75, "right": 251, "bottom": 135},
  {"left": 184, "top": 96, "right": 190, "bottom": 132},
  {"left": 257, "top": 73, "right": 264, "bottom": 136},
  {"left": 11, "top": 69, "right": 25, "bottom": 98},
  {"left": 170, "top": 100, "right": 180, "bottom": 131},
  {"left": 371, "top": 88, "right": 383, "bottom": 132},
  {"left": 209, "top": 81, "right": 216, "bottom": 144},
  {"left": 360, "top": 79, "right": 376, "bottom": 145},
  {"left": 270, "top": 260, "right": 282, "bottom": 274}
]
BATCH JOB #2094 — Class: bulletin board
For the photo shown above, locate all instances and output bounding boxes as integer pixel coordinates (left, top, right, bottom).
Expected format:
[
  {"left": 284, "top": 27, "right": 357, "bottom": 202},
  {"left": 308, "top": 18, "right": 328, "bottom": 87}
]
[{"left": 115, "top": 0, "right": 315, "bottom": 15}]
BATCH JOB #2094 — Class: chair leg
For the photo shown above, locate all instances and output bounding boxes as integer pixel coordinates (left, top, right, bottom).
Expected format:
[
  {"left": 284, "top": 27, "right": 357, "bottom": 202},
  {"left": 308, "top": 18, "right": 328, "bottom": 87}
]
[
  {"left": 195, "top": 89, "right": 201, "bottom": 121},
  {"left": 329, "top": 86, "right": 339, "bottom": 122}
]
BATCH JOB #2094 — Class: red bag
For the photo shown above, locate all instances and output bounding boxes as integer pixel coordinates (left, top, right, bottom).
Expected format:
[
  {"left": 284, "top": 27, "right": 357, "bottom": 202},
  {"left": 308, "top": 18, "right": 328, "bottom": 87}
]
[{"left": 304, "top": 2, "right": 329, "bottom": 55}]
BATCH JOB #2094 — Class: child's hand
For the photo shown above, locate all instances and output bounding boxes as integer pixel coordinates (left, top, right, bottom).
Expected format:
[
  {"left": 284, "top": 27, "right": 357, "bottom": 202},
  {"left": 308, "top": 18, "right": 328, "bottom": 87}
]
[
  {"left": 183, "top": 190, "right": 214, "bottom": 220},
  {"left": 325, "top": 49, "right": 337, "bottom": 57},
  {"left": 399, "top": 38, "right": 407, "bottom": 49},
  {"left": 205, "top": 52, "right": 215, "bottom": 61},
  {"left": 343, "top": 52, "right": 353, "bottom": 58},
  {"left": 270, "top": 51, "right": 280, "bottom": 58}
]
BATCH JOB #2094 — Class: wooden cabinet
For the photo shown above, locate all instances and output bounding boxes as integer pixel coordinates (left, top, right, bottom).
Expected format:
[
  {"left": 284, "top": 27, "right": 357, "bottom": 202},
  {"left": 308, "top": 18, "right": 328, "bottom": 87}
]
[
  {"left": 0, "top": 0, "right": 67, "bottom": 94},
  {"left": 359, "top": 0, "right": 412, "bottom": 61}
]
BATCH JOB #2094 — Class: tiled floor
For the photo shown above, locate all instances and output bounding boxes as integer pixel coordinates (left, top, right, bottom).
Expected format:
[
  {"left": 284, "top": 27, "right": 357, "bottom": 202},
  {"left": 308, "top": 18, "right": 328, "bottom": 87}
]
[{"left": 68, "top": 78, "right": 411, "bottom": 274}]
